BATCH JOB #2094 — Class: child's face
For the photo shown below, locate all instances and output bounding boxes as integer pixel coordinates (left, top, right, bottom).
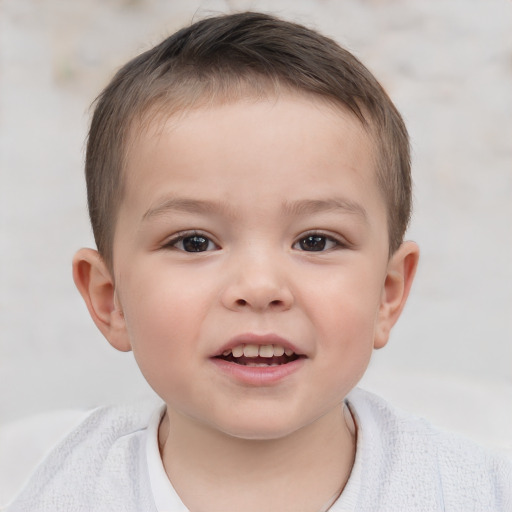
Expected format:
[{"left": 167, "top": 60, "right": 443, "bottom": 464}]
[{"left": 83, "top": 94, "right": 416, "bottom": 440}]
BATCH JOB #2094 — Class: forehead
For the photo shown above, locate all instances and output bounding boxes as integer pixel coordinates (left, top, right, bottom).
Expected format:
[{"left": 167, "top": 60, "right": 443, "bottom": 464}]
[
  {"left": 120, "top": 94, "right": 384, "bottom": 224},
  {"left": 127, "top": 88, "right": 377, "bottom": 165}
]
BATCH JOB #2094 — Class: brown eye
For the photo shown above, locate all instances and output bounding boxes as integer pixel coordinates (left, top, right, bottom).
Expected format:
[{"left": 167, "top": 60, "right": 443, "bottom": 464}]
[
  {"left": 299, "top": 235, "right": 327, "bottom": 251},
  {"left": 163, "top": 232, "right": 219, "bottom": 252},
  {"left": 293, "top": 234, "right": 339, "bottom": 252},
  {"left": 165, "top": 231, "right": 219, "bottom": 252},
  {"left": 181, "top": 235, "right": 212, "bottom": 252}
]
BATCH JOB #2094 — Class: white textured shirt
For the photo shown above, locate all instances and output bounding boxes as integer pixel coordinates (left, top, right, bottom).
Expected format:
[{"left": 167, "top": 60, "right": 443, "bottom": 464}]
[{"left": 6, "top": 388, "right": 512, "bottom": 511}]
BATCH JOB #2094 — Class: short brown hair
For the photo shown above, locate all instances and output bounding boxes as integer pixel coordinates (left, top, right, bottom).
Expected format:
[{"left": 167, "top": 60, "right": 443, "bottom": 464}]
[{"left": 86, "top": 12, "right": 411, "bottom": 268}]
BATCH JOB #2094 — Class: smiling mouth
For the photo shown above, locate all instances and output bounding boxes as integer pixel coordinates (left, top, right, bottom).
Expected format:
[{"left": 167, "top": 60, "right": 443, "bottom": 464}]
[{"left": 215, "top": 343, "right": 303, "bottom": 367}]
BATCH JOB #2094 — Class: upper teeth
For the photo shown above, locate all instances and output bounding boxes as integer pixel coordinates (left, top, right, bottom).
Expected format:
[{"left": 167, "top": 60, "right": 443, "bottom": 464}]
[{"left": 223, "top": 344, "right": 294, "bottom": 358}]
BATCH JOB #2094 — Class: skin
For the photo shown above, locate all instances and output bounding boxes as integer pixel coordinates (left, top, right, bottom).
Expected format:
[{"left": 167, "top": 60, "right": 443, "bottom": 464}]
[{"left": 73, "top": 94, "right": 419, "bottom": 512}]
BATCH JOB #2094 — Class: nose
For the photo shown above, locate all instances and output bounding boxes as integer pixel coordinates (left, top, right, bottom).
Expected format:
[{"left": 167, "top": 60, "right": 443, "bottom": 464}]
[{"left": 220, "top": 250, "right": 294, "bottom": 312}]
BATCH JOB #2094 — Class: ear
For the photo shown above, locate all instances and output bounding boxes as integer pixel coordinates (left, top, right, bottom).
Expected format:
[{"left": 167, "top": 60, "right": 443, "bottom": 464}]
[
  {"left": 374, "top": 241, "right": 419, "bottom": 349},
  {"left": 72, "top": 248, "right": 132, "bottom": 352}
]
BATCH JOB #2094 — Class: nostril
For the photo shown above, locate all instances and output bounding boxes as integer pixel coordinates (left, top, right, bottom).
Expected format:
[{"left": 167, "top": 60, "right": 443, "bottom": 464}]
[
  {"left": 226, "top": 289, "right": 293, "bottom": 311},
  {"left": 232, "top": 298, "right": 288, "bottom": 309}
]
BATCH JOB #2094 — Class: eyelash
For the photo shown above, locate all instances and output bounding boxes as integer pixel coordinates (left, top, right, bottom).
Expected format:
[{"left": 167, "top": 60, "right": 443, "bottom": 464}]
[
  {"left": 163, "top": 230, "right": 346, "bottom": 253},
  {"left": 163, "top": 231, "right": 219, "bottom": 252},
  {"left": 292, "top": 232, "right": 346, "bottom": 252}
]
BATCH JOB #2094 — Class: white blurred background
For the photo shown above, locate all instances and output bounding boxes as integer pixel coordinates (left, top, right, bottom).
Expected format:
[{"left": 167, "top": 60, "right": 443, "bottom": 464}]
[{"left": 1, "top": 0, "right": 511, "bottom": 502}]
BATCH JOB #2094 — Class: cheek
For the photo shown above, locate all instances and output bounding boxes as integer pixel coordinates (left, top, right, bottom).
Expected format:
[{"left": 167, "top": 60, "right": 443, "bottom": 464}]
[
  {"left": 117, "top": 265, "right": 213, "bottom": 367},
  {"left": 301, "top": 266, "right": 384, "bottom": 350},
  {"left": 307, "top": 264, "right": 382, "bottom": 316}
]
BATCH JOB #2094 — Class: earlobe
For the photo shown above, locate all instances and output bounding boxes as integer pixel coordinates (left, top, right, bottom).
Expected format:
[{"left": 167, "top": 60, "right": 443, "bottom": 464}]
[
  {"left": 72, "top": 248, "right": 132, "bottom": 352},
  {"left": 374, "top": 241, "right": 419, "bottom": 349}
]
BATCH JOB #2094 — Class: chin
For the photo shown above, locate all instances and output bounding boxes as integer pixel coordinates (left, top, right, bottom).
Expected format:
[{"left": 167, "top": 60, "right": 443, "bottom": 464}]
[{"left": 212, "top": 415, "right": 307, "bottom": 442}]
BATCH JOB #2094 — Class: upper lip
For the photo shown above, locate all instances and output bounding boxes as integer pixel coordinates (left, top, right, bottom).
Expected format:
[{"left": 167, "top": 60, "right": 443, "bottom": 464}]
[{"left": 213, "top": 333, "right": 304, "bottom": 357}]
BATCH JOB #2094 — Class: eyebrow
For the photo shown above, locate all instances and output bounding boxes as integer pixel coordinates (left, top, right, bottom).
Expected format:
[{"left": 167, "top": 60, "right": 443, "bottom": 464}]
[
  {"left": 142, "top": 196, "right": 368, "bottom": 222},
  {"left": 282, "top": 198, "right": 368, "bottom": 221},
  {"left": 142, "top": 197, "right": 236, "bottom": 221}
]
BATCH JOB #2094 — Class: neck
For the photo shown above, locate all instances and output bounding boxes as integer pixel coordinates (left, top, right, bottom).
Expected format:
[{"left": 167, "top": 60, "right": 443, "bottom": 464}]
[{"left": 159, "top": 404, "right": 356, "bottom": 512}]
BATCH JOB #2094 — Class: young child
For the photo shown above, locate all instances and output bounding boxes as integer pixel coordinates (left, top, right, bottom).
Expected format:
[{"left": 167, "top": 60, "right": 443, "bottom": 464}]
[{"left": 7, "top": 11, "right": 511, "bottom": 512}]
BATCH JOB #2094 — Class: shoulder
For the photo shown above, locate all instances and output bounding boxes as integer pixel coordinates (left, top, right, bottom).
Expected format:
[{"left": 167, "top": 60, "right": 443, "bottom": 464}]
[
  {"left": 345, "top": 388, "right": 512, "bottom": 511},
  {"left": 5, "top": 401, "right": 162, "bottom": 512}
]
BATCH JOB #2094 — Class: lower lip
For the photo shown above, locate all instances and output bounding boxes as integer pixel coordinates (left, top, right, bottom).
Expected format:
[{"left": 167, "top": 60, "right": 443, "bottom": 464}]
[{"left": 210, "top": 357, "right": 305, "bottom": 386}]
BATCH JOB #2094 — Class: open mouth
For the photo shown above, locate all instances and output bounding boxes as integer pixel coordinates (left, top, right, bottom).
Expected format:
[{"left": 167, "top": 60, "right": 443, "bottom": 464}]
[{"left": 215, "top": 343, "right": 303, "bottom": 367}]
